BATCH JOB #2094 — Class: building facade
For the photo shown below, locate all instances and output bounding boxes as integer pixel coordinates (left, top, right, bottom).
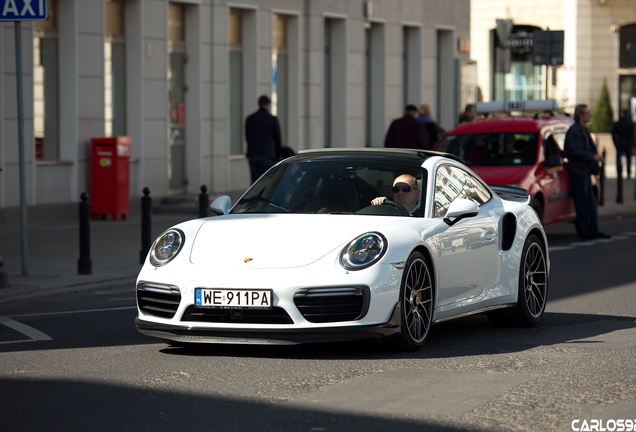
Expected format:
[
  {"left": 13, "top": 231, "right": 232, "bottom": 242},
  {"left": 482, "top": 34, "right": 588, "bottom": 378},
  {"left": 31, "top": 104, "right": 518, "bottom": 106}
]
[
  {"left": 471, "top": 0, "right": 636, "bottom": 116},
  {"left": 0, "top": 0, "right": 470, "bottom": 224}
]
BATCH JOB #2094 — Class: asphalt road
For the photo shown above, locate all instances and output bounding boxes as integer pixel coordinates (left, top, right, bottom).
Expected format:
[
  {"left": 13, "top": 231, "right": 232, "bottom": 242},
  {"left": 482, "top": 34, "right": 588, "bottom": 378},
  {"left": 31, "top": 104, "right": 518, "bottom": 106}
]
[{"left": 0, "top": 213, "right": 635, "bottom": 432}]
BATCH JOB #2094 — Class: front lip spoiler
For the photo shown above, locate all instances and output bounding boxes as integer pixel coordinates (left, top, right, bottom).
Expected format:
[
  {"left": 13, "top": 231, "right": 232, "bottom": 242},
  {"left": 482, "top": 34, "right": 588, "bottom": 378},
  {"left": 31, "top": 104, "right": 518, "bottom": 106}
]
[{"left": 135, "top": 303, "right": 402, "bottom": 345}]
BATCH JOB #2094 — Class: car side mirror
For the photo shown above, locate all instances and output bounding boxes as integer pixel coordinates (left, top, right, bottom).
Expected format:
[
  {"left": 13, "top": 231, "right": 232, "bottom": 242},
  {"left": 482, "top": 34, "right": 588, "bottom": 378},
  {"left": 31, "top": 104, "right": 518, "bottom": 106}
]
[
  {"left": 443, "top": 199, "right": 479, "bottom": 226},
  {"left": 211, "top": 195, "right": 232, "bottom": 216},
  {"left": 543, "top": 154, "right": 563, "bottom": 168}
]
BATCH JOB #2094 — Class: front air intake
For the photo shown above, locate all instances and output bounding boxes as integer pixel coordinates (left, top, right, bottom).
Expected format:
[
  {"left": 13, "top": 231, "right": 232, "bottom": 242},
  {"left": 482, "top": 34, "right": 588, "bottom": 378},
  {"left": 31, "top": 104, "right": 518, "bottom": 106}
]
[
  {"left": 293, "top": 286, "right": 370, "bottom": 323},
  {"left": 137, "top": 282, "right": 181, "bottom": 319}
]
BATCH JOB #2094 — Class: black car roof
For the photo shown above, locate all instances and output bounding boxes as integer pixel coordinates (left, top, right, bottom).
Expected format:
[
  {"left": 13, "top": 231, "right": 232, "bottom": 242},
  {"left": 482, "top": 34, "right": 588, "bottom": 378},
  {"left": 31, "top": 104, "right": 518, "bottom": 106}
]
[{"left": 296, "top": 148, "right": 464, "bottom": 164}]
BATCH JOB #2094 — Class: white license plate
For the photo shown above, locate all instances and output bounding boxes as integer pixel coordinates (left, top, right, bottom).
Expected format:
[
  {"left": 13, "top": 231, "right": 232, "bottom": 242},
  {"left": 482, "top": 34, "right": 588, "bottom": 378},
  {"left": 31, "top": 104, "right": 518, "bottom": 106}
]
[{"left": 194, "top": 288, "right": 272, "bottom": 309}]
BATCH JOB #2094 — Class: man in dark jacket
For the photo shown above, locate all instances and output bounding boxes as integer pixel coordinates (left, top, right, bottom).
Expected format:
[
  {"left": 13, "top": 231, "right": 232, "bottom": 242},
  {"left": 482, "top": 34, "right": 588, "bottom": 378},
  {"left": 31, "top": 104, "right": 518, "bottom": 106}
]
[
  {"left": 384, "top": 105, "right": 430, "bottom": 150},
  {"left": 612, "top": 109, "right": 635, "bottom": 179},
  {"left": 245, "top": 95, "right": 282, "bottom": 183},
  {"left": 563, "top": 104, "right": 610, "bottom": 240}
]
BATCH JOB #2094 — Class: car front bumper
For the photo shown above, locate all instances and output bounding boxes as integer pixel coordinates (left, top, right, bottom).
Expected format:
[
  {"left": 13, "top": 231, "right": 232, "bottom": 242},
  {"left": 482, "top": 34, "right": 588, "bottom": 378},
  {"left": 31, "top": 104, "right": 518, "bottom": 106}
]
[{"left": 135, "top": 302, "right": 402, "bottom": 345}]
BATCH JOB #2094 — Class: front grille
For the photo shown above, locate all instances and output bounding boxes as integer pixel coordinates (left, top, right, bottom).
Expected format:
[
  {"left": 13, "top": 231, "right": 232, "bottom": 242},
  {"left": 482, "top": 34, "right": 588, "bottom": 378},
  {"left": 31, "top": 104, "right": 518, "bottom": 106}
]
[
  {"left": 137, "top": 282, "right": 181, "bottom": 319},
  {"left": 293, "top": 286, "right": 370, "bottom": 323},
  {"left": 181, "top": 306, "right": 294, "bottom": 324}
]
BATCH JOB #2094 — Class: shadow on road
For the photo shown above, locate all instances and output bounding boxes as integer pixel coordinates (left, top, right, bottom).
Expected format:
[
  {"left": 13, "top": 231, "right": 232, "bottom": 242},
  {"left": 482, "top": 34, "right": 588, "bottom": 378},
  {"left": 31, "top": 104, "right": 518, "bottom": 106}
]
[
  {"left": 0, "top": 377, "right": 487, "bottom": 432},
  {"left": 156, "top": 312, "right": 635, "bottom": 361}
]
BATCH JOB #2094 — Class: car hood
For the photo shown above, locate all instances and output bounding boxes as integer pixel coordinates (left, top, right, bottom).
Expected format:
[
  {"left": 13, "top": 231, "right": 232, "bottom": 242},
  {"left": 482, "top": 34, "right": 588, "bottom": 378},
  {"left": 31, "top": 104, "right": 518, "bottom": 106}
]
[
  {"left": 469, "top": 165, "right": 534, "bottom": 186},
  {"left": 189, "top": 214, "right": 405, "bottom": 269}
]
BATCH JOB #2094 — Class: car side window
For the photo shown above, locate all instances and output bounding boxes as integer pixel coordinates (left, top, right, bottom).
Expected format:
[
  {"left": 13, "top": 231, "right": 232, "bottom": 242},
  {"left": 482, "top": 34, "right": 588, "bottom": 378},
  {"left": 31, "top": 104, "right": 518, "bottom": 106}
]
[
  {"left": 552, "top": 126, "right": 569, "bottom": 150},
  {"left": 543, "top": 134, "right": 561, "bottom": 161},
  {"left": 434, "top": 165, "right": 492, "bottom": 217}
]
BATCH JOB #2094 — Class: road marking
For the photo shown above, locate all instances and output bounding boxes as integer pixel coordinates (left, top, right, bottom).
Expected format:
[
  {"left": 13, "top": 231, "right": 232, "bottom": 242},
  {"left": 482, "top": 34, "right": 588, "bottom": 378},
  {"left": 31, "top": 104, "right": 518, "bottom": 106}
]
[
  {"left": 549, "top": 232, "right": 634, "bottom": 252},
  {"left": 0, "top": 316, "right": 52, "bottom": 345},
  {"left": 9, "top": 306, "right": 137, "bottom": 318}
]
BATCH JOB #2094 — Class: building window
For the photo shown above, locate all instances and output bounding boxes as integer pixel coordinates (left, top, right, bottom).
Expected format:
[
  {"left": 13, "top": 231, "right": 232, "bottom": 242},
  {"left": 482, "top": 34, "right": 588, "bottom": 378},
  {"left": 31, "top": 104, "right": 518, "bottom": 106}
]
[
  {"left": 619, "top": 24, "right": 636, "bottom": 69},
  {"left": 619, "top": 75, "right": 636, "bottom": 117},
  {"left": 402, "top": 26, "right": 420, "bottom": 108},
  {"left": 105, "top": 0, "right": 126, "bottom": 137},
  {"left": 168, "top": 2, "right": 187, "bottom": 192},
  {"left": 324, "top": 18, "right": 333, "bottom": 148},
  {"left": 272, "top": 14, "right": 288, "bottom": 147},
  {"left": 34, "top": 0, "right": 58, "bottom": 160},
  {"left": 229, "top": 8, "right": 243, "bottom": 155},
  {"left": 323, "top": 17, "right": 346, "bottom": 149}
]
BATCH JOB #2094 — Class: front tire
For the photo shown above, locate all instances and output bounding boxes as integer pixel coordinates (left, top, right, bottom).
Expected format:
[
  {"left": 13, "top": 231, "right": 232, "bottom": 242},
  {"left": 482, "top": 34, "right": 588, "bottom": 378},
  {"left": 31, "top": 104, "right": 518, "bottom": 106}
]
[{"left": 392, "top": 252, "right": 434, "bottom": 351}]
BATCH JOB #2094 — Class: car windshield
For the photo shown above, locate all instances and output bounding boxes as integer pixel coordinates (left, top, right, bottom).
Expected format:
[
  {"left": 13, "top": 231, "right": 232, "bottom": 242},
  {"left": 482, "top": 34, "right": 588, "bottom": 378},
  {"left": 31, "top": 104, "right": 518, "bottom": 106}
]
[
  {"left": 437, "top": 132, "right": 537, "bottom": 166},
  {"left": 231, "top": 157, "right": 426, "bottom": 217}
]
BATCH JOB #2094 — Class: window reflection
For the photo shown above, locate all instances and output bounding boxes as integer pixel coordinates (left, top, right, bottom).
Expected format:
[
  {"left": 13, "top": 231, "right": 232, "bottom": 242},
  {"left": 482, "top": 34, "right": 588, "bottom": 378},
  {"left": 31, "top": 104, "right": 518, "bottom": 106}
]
[{"left": 434, "top": 165, "right": 491, "bottom": 217}]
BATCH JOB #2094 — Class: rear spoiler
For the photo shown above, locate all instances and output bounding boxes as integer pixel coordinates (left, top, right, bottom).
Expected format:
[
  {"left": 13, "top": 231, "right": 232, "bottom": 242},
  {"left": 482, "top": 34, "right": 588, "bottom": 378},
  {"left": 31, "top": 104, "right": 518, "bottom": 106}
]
[{"left": 488, "top": 184, "right": 529, "bottom": 202}]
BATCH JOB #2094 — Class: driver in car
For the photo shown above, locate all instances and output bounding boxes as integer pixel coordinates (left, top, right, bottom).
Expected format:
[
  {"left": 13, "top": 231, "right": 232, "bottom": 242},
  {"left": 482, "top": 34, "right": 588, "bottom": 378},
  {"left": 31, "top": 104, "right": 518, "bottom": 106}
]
[{"left": 371, "top": 174, "right": 420, "bottom": 215}]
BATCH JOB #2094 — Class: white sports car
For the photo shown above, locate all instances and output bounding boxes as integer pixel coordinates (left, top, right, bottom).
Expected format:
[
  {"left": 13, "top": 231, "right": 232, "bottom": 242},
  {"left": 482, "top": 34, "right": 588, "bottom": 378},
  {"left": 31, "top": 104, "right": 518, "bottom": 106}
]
[{"left": 135, "top": 148, "right": 548, "bottom": 351}]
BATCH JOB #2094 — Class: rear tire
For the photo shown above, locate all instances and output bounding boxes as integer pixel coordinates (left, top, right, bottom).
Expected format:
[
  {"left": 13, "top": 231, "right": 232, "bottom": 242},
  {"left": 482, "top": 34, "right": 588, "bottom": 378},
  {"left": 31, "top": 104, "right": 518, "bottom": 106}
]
[
  {"left": 530, "top": 198, "right": 543, "bottom": 224},
  {"left": 488, "top": 234, "right": 547, "bottom": 326}
]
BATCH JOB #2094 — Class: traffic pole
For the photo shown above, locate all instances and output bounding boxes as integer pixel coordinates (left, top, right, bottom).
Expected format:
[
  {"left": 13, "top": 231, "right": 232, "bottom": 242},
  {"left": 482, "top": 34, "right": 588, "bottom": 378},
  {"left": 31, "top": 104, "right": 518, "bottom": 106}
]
[{"left": 15, "top": 21, "right": 28, "bottom": 276}]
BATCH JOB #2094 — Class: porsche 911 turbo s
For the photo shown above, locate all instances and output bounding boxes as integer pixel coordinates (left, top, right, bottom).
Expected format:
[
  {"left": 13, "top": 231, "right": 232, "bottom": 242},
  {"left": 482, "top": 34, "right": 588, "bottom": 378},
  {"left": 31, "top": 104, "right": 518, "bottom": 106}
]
[{"left": 135, "top": 148, "right": 548, "bottom": 351}]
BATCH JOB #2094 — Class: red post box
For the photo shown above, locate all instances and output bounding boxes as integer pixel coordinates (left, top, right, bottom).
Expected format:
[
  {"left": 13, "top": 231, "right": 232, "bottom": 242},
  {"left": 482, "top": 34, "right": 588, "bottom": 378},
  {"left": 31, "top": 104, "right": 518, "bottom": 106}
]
[{"left": 90, "top": 136, "right": 131, "bottom": 220}]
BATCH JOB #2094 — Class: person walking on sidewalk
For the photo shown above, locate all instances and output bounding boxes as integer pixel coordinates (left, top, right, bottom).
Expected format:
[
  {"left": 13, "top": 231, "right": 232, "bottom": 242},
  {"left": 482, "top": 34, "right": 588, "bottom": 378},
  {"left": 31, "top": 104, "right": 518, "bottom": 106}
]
[
  {"left": 245, "top": 95, "right": 282, "bottom": 184},
  {"left": 564, "top": 104, "right": 611, "bottom": 240},
  {"left": 384, "top": 105, "right": 430, "bottom": 150},
  {"left": 416, "top": 104, "right": 444, "bottom": 146},
  {"left": 612, "top": 109, "right": 635, "bottom": 180}
]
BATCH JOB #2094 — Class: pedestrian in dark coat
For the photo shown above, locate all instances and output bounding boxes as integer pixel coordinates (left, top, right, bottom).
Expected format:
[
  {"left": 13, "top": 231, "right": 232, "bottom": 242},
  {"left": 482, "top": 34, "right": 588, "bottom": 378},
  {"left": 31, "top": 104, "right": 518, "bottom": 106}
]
[
  {"left": 612, "top": 109, "right": 635, "bottom": 179},
  {"left": 416, "top": 103, "right": 444, "bottom": 146},
  {"left": 384, "top": 105, "right": 430, "bottom": 150},
  {"left": 563, "top": 103, "right": 610, "bottom": 240},
  {"left": 245, "top": 95, "right": 282, "bottom": 183}
]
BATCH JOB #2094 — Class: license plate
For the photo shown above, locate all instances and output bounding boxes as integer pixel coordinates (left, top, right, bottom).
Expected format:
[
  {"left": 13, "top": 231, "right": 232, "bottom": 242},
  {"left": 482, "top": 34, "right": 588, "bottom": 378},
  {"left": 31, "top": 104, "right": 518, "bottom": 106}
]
[{"left": 194, "top": 288, "right": 272, "bottom": 309}]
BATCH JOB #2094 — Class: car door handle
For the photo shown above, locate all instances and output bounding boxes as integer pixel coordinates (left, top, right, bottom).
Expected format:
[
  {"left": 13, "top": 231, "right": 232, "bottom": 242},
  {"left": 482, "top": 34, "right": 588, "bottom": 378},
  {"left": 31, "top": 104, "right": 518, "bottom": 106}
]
[{"left": 485, "top": 231, "right": 497, "bottom": 241}]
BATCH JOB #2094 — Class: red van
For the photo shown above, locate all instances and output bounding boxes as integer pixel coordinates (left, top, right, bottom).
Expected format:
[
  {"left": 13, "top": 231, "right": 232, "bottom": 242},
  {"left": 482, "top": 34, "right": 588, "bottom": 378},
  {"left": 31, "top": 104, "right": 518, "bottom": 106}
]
[{"left": 434, "top": 100, "right": 580, "bottom": 226}]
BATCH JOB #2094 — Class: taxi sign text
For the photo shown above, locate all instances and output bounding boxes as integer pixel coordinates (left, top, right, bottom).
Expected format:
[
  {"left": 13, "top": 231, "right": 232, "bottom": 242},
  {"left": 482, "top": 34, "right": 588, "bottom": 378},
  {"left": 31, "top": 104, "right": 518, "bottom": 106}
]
[{"left": 1, "top": 0, "right": 48, "bottom": 21}]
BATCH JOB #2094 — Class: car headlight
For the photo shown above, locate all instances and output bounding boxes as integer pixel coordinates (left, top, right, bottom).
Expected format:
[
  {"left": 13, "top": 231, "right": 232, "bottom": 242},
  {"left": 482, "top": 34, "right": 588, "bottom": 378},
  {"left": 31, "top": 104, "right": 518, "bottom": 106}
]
[
  {"left": 149, "top": 229, "right": 185, "bottom": 267},
  {"left": 340, "top": 232, "right": 387, "bottom": 270}
]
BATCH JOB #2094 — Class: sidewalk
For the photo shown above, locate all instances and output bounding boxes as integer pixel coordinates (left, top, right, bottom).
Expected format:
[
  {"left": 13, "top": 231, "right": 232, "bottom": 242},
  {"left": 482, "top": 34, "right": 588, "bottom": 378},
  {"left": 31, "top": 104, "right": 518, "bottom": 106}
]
[
  {"left": 1, "top": 178, "right": 635, "bottom": 304},
  {"left": 0, "top": 214, "right": 189, "bottom": 303}
]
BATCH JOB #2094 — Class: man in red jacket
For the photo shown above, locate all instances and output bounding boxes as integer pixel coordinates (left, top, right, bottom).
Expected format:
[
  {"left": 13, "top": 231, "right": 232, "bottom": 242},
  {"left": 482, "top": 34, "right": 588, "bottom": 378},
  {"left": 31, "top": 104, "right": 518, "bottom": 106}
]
[{"left": 384, "top": 105, "right": 430, "bottom": 150}]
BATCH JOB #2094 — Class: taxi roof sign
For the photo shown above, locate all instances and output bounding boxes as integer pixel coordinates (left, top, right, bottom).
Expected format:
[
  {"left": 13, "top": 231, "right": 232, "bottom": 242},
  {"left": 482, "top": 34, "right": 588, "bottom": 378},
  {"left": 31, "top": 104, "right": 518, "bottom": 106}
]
[
  {"left": 1, "top": 0, "right": 48, "bottom": 21},
  {"left": 475, "top": 99, "right": 560, "bottom": 114}
]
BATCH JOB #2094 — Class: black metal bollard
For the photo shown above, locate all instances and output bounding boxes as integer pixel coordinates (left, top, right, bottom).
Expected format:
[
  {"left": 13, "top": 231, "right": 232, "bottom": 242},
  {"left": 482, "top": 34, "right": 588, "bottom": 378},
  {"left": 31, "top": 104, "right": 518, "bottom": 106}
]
[
  {"left": 0, "top": 255, "right": 9, "bottom": 288},
  {"left": 199, "top": 185, "right": 209, "bottom": 218},
  {"left": 77, "top": 193, "right": 92, "bottom": 275},
  {"left": 599, "top": 151, "right": 605, "bottom": 207},
  {"left": 616, "top": 154, "right": 624, "bottom": 204},
  {"left": 140, "top": 187, "right": 152, "bottom": 264}
]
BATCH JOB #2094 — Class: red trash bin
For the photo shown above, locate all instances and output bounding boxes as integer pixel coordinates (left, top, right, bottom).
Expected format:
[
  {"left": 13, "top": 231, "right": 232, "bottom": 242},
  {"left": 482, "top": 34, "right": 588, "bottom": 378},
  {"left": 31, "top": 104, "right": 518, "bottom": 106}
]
[{"left": 90, "top": 136, "right": 131, "bottom": 220}]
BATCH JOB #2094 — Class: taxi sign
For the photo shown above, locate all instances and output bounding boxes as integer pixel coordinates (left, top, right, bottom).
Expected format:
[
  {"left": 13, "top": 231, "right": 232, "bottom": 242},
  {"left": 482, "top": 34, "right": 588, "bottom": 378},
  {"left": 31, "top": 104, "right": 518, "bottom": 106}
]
[
  {"left": 1, "top": 0, "right": 48, "bottom": 21},
  {"left": 475, "top": 99, "right": 560, "bottom": 114}
]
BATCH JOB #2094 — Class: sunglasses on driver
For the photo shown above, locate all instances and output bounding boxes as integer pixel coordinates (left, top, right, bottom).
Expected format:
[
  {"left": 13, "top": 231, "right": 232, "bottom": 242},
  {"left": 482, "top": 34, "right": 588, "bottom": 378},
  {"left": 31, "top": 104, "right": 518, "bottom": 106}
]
[{"left": 392, "top": 185, "right": 418, "bottom": 193}]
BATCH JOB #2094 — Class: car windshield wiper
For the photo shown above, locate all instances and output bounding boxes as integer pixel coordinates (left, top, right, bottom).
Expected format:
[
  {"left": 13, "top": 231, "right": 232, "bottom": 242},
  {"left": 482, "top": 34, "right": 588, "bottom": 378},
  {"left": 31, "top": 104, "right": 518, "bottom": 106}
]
[{"left": 239, "top": 188, "right": 290, "bottom": 212}]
